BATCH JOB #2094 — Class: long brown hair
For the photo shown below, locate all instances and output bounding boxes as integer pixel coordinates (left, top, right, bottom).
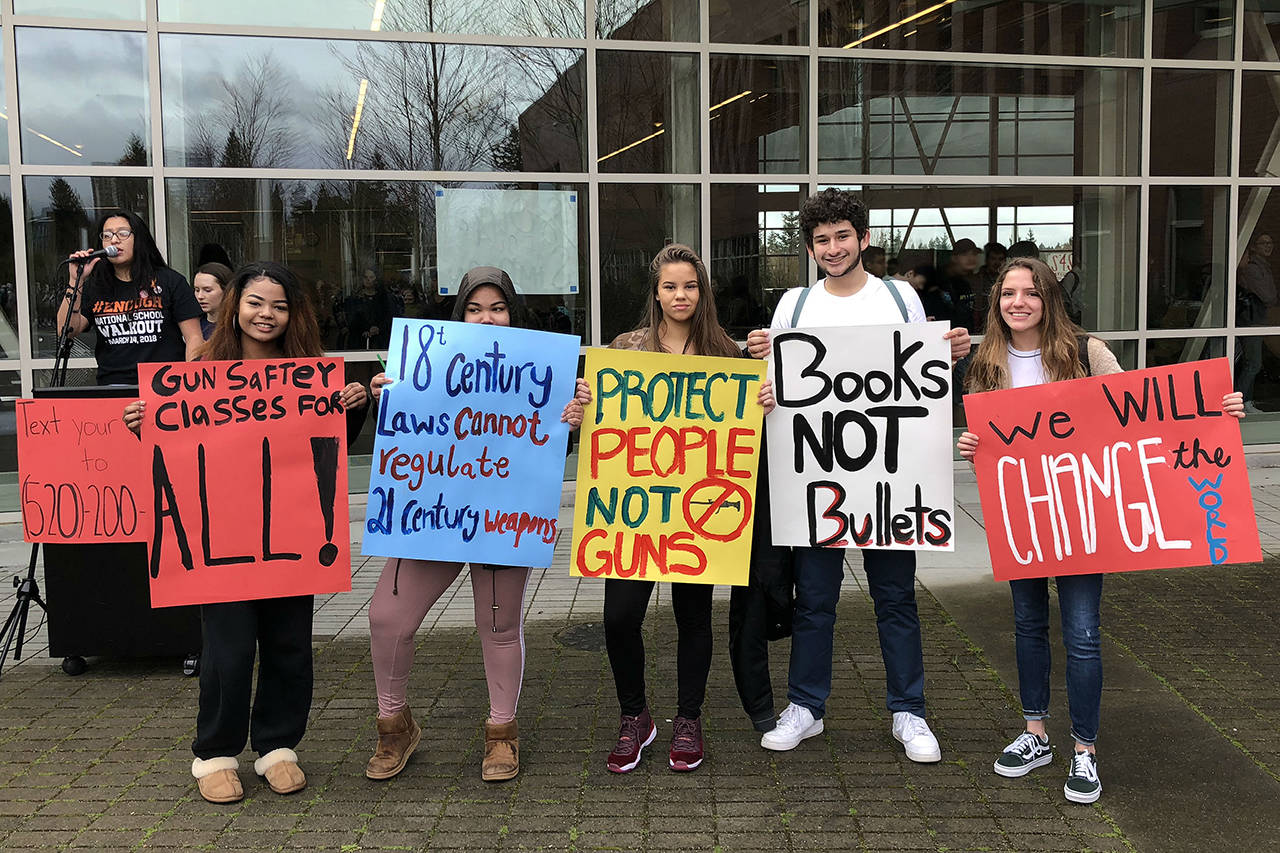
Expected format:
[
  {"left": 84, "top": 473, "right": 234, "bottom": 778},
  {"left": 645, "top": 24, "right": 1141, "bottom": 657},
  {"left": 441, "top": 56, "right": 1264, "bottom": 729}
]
[
  {"left": 634, "top": 243, "right": 740, "bottom": 359},
  {"left": 966, "top": 257, "right": 1086, "bottom": 392},
  {"left": 200, "top": 261, "right": 324, "bottom": 360}
]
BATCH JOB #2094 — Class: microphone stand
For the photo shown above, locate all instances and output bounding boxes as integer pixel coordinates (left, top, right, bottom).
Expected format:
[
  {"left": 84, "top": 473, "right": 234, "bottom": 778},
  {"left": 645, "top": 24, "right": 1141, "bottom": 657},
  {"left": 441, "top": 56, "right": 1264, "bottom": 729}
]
[{"left": 0, "top": 261, "right": 89, "bottom": 680}]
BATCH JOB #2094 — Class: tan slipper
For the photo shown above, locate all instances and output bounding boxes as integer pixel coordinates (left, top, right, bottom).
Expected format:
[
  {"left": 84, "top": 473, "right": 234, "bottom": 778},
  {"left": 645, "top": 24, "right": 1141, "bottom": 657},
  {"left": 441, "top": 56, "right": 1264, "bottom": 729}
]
[
  {"left": 192, "top": 757, "right": 243, "bottom": 804},
  {"left": 254, "top": 748, "right": 307, "bottom": 795}
]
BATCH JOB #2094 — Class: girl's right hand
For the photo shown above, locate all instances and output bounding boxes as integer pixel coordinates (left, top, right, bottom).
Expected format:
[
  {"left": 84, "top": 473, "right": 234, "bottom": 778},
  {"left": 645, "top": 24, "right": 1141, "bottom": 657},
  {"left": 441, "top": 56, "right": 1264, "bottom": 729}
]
[
  {"left": 956, "top": 431, "right": 979, "bottom": 462},
  {"left": 123, "top": 400, "right": 144, "bottom": 436},
  {"left": 746, "top": 328, "right": 771, "bottom": 359},
  {"left": 370, "top": 372, "right": 392, "bottom": 401},
  {"left": 66, "top": 251, "right": 98, "bottom": 292}
]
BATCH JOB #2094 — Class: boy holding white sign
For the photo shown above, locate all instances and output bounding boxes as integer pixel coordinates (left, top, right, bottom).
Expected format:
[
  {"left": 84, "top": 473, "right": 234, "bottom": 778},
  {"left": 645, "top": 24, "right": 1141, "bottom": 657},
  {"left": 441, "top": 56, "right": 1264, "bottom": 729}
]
[{"left": 745, "top": 189, "right": 970, "bottom": 762}]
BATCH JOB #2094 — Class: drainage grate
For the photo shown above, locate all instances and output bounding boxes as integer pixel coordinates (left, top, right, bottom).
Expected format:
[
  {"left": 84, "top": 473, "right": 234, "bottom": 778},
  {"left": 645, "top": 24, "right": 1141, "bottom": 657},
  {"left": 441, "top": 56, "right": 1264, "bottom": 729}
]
[{"left": 553, "top": 622, "right": 606, "bottom": 651}]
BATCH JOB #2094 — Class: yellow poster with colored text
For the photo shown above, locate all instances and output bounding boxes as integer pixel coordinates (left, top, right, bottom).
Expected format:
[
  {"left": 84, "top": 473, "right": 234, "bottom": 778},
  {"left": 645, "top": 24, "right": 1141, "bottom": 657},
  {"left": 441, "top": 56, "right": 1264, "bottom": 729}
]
[{"left": 571, "top": 348, "right": 766, "bottom": 586}]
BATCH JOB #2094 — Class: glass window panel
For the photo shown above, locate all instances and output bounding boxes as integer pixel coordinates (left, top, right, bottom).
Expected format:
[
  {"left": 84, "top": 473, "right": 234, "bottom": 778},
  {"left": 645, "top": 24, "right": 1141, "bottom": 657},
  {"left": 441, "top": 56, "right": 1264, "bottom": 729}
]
[
  {"left": 1236, "top": 334, "right": 1280, "bottom": 430},
  {"left": 0, "top": 375, "right": 25, "bottom": 508},
  {"left": 1154, "top": 0, "right": 1234, "bottom": 59},
  {"left": 1148, "top": 187, "right": 1229, "bottom": 332},
  {"left": 709, "top": 0, "right": 808, "bottom": 45},
  {"left": 159, "top": 0, "right": 585, "bottom": 38},
  {"left": 0, "top": 43, "right": 8, "bottom": 166},
  {"left": 14, "top": 0, "right": 144, "bottom": 18},
  {"left": 711, "top": 183, "right": 805, "bottom": 340},
  {"left": 710, "top": 55, "right": 806, "bottom": 174},
  {"left": 817, "top": 60, "right": 1141, "bottom": 177},
  {"left": 1243, "top": 0, "right": 1280, "bottom": 61},
  {"left": 597, "top": 51, "right": 699, "bottom": 174},
  {"left": 161, "top": 34, "right": 585, "bottom": 172},
  {"left": 1150, "top": 70, "right": 1231, "bottom": 177},
  {"left": 1240, "top": 72, "right": 1280, "bottom": 179},
  {"left": 25, "top": 176, "right": 153, "bottom": 359},
  {"left": 1236, "top": 189, "right": 1280, "bottom": 417},
  {"left": 0, "top": 194, "right": 16, "bottom": 360},
  {"left": 15, "top": 28, "right": 149, "bottom": 166},
  {"left": 167, "top": 178, "right": 589, "bottom": 354},
  {"left": 598, "top": 0, "right": 698, "bottom": 40},
  {"left": 817, "top": 0, "right": 1143, "bottom": 57},
  {"left": 598, "top": 183, "right": 699, "bottom": 343},
  {"left": 1147, "top": 336, "right": 1227, "bottom": 370}
]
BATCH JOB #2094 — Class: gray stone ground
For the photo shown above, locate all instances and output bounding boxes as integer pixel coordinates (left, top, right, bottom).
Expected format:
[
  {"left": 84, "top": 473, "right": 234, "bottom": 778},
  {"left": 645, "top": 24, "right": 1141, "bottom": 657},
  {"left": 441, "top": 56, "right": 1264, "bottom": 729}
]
[{"left": 0, "top": 472, "right": 1277, "bottom": 852}]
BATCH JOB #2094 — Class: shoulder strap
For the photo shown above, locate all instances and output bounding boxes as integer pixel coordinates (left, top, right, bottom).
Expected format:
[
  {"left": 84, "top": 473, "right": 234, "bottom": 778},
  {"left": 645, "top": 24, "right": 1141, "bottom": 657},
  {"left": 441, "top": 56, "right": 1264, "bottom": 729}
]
[
  {"left": 790, "top": 286, "right": 812, "bottom": 328},
  {"left": 883, "top": 277, "right": 909, "bottom": 322},
  {"left": 1077, "top": 335, "right": 1092, "bottom": 376}
]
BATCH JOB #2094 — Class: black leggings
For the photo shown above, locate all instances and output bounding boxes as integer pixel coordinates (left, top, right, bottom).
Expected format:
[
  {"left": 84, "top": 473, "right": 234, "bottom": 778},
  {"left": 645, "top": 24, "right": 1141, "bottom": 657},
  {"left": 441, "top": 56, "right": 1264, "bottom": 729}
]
[{"left": 604, "top": 578, "right": 713, "bottom": 719}]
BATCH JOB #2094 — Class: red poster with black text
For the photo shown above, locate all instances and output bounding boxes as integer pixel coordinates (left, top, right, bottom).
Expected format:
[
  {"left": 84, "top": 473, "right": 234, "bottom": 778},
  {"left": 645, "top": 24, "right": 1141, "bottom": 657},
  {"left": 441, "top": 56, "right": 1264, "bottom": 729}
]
[
  {"left": 139, "top": 358, "right": 351, "bottom": 607},
  {"left": 963, "top": 358, "right": 1260, "bottom": 582}
]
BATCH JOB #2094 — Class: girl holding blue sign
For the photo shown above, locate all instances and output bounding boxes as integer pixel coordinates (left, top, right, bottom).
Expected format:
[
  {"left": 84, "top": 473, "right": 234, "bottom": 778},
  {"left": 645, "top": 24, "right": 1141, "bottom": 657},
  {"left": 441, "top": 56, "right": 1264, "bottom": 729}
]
[
  {"left": 364, "top": 266, "right": 588, "bottom": 784},
  {"left": 957, "top": 257, "right": 1244, "bottom": 804}
]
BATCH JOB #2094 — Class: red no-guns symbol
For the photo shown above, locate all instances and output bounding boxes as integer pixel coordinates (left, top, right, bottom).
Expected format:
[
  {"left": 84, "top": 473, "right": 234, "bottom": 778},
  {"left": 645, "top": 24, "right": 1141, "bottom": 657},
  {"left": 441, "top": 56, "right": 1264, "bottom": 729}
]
[{"left": 682, "top": 477, "right": 752, "bottom": 542}]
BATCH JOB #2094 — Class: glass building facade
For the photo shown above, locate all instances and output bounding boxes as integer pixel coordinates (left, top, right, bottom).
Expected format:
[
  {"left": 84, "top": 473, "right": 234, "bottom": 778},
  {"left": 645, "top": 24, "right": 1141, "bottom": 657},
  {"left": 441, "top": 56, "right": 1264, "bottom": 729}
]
[{"left": 2, "top": 0, "right": 1280, "bottom": 506}]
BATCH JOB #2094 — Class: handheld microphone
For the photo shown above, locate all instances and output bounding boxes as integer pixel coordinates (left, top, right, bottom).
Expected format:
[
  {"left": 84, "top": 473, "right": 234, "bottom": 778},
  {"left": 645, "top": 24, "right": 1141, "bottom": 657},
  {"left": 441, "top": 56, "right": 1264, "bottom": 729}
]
[{"left": 69, "top": 245, "right": 119, "bottom": 263}]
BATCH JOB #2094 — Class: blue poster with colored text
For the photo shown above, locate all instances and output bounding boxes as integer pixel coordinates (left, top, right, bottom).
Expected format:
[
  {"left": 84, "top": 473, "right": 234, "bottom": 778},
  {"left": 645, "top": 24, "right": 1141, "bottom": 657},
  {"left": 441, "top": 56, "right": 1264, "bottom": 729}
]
[{"left": 362, "top": 318, "right": 581, "bottom": 566}]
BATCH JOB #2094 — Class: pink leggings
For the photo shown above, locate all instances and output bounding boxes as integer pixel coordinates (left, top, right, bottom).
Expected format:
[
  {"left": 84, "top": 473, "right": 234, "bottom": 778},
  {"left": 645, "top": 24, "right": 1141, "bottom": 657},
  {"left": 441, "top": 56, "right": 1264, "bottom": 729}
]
[{"left": 369, "top": 558, "right": 531, "bottom": 722}]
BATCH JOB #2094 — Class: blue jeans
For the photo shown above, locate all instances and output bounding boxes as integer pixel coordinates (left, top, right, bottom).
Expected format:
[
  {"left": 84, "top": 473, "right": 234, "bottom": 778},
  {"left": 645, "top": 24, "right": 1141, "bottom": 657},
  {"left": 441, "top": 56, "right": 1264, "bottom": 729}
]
[
  {"left": 1009, "top": 574, "right": 1103, "bottom": 746},
  {"left": 788, "top": 547, "right": 925, "bottom": 719}
]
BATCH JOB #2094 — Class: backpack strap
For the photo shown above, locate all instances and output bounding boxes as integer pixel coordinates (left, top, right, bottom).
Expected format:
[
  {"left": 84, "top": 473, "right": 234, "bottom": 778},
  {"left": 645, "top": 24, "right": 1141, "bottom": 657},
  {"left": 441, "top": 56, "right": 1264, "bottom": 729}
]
[
  {"left": 1077, "top": 335, "right": 1092, "bottom": 376},
  {"left": 790, "top": 286, "right": 812, "bottom": 328},
  {"left": 883, "top": 277, "right": 910, "bottom": 322}
]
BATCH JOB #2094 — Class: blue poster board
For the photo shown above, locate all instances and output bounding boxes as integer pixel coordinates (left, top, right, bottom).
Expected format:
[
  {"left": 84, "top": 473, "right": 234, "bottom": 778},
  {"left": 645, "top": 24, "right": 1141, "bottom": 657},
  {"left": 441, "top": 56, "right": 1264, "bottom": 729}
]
[{"left": 362, "top": 318, "right": 581, "bottom": 567}]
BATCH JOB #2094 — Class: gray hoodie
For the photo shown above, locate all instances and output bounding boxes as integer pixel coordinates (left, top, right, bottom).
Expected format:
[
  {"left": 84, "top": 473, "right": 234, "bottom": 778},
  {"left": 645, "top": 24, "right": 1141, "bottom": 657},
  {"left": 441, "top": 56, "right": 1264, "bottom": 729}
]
[{"left": 449, "top": 266, "right": 527, "bottom": 328}]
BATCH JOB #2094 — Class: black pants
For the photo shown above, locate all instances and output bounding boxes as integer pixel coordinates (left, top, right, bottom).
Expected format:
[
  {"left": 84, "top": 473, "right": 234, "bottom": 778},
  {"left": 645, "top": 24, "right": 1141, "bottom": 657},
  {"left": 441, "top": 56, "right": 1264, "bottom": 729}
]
[
  {"left": 192, "top": 595, "right": 314, "bottom": 760},
  {"left": 604, "top": 578, "right": 713, "bottom": 719}
]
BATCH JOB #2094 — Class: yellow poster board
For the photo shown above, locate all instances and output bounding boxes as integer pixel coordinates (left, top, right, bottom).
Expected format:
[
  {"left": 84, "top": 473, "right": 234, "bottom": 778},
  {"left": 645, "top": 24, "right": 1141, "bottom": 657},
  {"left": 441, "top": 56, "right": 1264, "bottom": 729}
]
[{"left": 571, "top": 348, "right": 766, "bottom": 586}]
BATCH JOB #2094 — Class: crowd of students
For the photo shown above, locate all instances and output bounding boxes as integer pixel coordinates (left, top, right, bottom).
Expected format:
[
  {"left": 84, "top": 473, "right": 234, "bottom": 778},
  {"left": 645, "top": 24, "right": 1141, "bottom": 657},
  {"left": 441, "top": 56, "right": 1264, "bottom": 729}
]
[{"left": 56, "top": 189, "right": 1246, "bottom": 808}]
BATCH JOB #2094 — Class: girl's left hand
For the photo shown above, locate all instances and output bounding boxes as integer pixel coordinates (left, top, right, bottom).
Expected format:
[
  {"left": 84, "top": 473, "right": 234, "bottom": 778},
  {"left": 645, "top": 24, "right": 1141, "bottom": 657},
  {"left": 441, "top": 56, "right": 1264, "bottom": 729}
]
[
  {"left": 1223, "top": 390, "right": 1246, "bottom": 420},
  {"left": 943, "top": 327, "right": 971, "bottom": 365},
  {"left": 758, "top": 379, "right": 775, "bottom": 415},
  {"left": 575, "top": 377, "right": 591, "bottom": 405},
  {"left": 122, "top": 400, "right": 144, "bottom": 435},
  {"left": 341, "top": 381, "right": 369, "bottom": 410}
]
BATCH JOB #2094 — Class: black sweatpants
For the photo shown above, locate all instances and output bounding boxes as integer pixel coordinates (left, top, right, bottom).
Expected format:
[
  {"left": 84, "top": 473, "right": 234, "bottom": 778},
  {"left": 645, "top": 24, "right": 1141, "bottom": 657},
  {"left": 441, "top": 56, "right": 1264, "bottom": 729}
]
[
  {"left": 192, "top": 595, "right": 314, "bottom": 760},
  {"left": 604, "top": 578, "right": 713, "bottom": 720}
]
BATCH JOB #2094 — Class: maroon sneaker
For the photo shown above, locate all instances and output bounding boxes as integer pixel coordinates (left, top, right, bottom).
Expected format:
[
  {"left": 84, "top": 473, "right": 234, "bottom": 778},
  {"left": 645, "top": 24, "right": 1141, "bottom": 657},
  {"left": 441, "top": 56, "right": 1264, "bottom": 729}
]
[
  {"left": 668, "top": 715, "right": 704, "bottom": 771},
  {"left": 606, "top": 708, "right": 656, "bottom": 773}
]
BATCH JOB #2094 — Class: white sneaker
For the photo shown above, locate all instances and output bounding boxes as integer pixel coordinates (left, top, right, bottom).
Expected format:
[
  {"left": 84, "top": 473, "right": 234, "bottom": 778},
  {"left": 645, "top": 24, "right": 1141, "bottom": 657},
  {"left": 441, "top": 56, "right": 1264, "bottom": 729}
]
[
  {"left": 892, "top": 712, "right": 942, "bottom": 763},
  {"left": 760, "top": 703, "right": 823, "bottom": 751}
]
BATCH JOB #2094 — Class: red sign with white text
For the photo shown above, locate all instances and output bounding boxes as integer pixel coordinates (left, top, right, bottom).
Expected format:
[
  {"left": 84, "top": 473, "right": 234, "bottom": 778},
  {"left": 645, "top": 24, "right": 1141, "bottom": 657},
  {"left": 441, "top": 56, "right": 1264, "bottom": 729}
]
[
  {"left": 963, "top": 358, "right": 1260, "bottom": 581},
  {"left": 139, "top": 358, "right": 351, "bottom": 607}
]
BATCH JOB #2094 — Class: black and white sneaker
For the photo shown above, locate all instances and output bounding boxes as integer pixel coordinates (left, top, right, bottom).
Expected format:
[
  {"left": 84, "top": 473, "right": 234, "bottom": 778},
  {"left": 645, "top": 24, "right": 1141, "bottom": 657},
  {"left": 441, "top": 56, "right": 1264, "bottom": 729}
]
[
  {"left": 994, "top": 731, "right": 1053, "bottom": 778},
  {"left": 1064, "top": 750, "right": 1102, "bottom": 803}
]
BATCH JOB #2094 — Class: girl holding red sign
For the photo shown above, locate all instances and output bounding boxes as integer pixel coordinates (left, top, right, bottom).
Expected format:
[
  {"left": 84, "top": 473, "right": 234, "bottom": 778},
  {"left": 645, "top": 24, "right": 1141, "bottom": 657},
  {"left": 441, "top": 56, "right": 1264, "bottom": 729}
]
[
  {"left": 125, "top": 261, "right": 370, "bottom": 805},
  {"left": 957, "top": 257, "right": 1244, "bottom": 804},
  {"left": 364, "top": 266, "right": 588, "bottom": 784}
]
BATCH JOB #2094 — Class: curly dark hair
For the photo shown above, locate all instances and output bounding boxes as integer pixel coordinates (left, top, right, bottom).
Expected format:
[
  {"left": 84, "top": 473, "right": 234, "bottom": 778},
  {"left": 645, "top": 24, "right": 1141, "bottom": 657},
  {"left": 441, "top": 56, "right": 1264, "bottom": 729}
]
[{"left": 798, "top": 188, "right": 870, "bottom": 249}]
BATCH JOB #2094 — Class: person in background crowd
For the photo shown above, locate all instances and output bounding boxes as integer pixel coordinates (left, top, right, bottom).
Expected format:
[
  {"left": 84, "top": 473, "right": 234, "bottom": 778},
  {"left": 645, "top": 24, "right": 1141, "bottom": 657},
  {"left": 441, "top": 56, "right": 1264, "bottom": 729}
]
[
  {"left": 946, "top": 238, "right": 983, "bottom": 330},
  {"left": 906, "top": 264, "right": 954, "bottom": 324},
  {"left": 1237, "top": 233, "right": 1276, "bottom": 414},
  {"left": 345, "top": 267, "right": 394, "bottom": 349},
  {"left": 959, "top": 257, "right": 1245, "bottom": 804},
  {"left": 192, "top": 262, "right": 232, "bottom": 341},
  {"left": 975, "top": 241, "right": 1008, "bottom": 331},
  {"left": 863, "top": 246, "right": 888, "bottom": 279},
  {"left": 1007, "top": 240, "right": 1040, "bottom": 260}
]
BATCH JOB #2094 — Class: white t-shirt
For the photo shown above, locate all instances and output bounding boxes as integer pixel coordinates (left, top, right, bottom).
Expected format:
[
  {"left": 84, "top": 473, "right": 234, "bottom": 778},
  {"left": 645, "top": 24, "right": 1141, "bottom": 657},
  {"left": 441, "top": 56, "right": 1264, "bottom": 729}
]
[
  {"left": 770, "top": 275, "right": 928, "bottom": 330},
  {"left": 1007, "top": 345, "right": 1046, "bottom": 388}
]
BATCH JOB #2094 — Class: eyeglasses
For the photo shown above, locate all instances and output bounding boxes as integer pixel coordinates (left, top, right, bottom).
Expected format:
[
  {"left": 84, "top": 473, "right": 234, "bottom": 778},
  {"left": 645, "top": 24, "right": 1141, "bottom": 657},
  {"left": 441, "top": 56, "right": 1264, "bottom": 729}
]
[{"left": 101, "top": 229, "right": 133, "bottom": 242}]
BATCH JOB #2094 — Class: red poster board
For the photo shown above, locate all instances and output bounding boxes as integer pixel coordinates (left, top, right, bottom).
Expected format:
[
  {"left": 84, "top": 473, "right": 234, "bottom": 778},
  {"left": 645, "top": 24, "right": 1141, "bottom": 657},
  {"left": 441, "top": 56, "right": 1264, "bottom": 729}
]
[
  {"left": 963, "top": 358, "right": 1260, "bottom": 581},
  {"left": 139, "top": 358, "right": 351, "bottom": 607},
  {"left": 16, "top": 397, "right": 151, "bottom": 543}
]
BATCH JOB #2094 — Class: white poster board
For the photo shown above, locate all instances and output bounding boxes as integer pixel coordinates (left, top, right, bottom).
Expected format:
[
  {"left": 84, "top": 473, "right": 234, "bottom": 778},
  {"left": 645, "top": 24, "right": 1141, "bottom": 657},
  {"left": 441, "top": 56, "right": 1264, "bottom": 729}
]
[
  {"left": 436, "top": 187, "right": 579, "bottom": 296},
  {"left": 766, "top": 322, "right": 955, "bottom": 551}
]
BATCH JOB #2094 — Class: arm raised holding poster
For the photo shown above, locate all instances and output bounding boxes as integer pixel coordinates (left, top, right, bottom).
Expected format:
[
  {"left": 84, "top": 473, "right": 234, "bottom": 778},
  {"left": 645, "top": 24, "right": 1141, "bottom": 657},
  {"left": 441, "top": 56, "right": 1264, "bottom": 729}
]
[{"left": 957, "top": 257, "right": 1250, "bottom": 804}]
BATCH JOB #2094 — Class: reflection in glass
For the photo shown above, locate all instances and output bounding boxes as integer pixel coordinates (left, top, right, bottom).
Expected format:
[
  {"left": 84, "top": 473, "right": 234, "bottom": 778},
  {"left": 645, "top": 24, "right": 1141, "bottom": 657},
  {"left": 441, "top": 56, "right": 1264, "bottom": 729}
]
[
  {"left": 710, "top": 56, "right": 806, "bottom": 174},
  {"left": 24, "top": 176, "right": 153, "bottom": 359},
  {"left": 1150, "top": 70, "right": 1231, "bottom": 177},
  {"left": 14, "top": 0, "right": 144, "bottom": 18},
  {"left": 0, "top": 376, "right": 26, "bottom": 487},
  {"left": 817, "top": 0, "right": 1143, "bottom": 57},
  {"left": 166, "top": 178, "right": 589, "bottom": 353},
  {"left": 710, "top": 0, "right": 808, "bottom": 45},
  {"left": 1148, "top": 187, "right": 1229, "bottom": 332},
  {"left": 0, "top": 195, "right": 16, "bottom": 360},
  {"left": 160, "top": 0, "right": 585, "bottom": 38},
  {"left": 1240, "top": 72, "right": 1280, "bottom": 179},
  {"left": 711, "top": 184, "right": 804, "bottom": 340},
  {"left": 1243, "top": 0, "right": 1280, "bottom": 61},
  {"left": 15, "top": 28, "right": 149, "bottom": 166},
  {"left": 0, "top": 43, "right": 7, "bottom": 167},
  {"left": 1148, "top": 337, "right": 1226, "bottom": 374},
  {"left": 597, "top": 52, "right": 699, "bottom": 174},
  {"left": 598, "top": 0, "right": 698, "bottom": 40},
  {"left": 818, "top": 60, "right": 1140, "bottom": 177},
  {"left": 1154, "top": 0, "right": 1234, "bottom": 59},
  {"left": 598, "top": 184, "right": 699, "bottom": 343},
  {"left": 162, "top": 34, "right": 584, "bottom": 172}
]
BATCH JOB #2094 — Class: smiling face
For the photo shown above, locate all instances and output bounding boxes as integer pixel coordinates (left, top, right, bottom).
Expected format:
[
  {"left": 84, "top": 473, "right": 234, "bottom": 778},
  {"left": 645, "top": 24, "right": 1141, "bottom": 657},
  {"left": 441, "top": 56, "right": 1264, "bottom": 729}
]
[
  {"left": 238, "top": 277, "right": 290, "bottom": 349},
  {"left": 807, "top": 220, "right": 869, "bottom": 280},
  {"left": 655, "top": 261, "right": 700, "bottom": 324},
  {"left": 463, "top": 284, "right": 510, "bottom": 326},
  {"left": 999, "top": 267, "right": 1044, "bottom": 342},
  {"left": 193, "top": 273, "right": 224, "bottom": 317},
  {"left": 101, "top": 215, "right": 134, "bottom": 270}
]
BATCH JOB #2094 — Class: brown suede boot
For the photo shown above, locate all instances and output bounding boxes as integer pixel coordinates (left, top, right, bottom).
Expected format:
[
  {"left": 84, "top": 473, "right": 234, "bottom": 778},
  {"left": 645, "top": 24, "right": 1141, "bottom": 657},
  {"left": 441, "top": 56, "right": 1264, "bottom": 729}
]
[
  {"left": 366, "top": 707, "right": 422, "bottom": 780},
  {"left": 482, "top": 719, "right": 519, "bottom": 782}
]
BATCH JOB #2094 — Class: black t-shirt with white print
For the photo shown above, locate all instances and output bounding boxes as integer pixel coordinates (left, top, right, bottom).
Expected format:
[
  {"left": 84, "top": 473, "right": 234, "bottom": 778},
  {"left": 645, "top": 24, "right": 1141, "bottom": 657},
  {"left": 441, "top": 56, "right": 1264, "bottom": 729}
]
[{"left": 79, "top": 267, "right": 202, "bottom": 385}]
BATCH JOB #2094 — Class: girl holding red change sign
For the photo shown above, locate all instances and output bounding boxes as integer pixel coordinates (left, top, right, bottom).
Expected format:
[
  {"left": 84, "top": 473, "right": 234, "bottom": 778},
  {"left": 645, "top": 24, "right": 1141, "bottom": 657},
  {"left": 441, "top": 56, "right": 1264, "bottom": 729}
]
[
  {"left": 364, "top": 266, "right": 588, "bottom": 784},
  {"left": 125, "top": 261, "right": 370, "bottom": 805},
  {"left": 957, "top": 258, "right": 1244, "bottom": 804}
]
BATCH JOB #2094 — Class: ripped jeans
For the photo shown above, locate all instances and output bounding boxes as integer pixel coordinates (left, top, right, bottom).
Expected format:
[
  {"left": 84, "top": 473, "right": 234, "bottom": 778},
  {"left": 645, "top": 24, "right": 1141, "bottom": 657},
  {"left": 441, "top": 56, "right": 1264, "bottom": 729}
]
[{"left": 1009, "top": 574, "right": 1103, "bottom": 746}]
